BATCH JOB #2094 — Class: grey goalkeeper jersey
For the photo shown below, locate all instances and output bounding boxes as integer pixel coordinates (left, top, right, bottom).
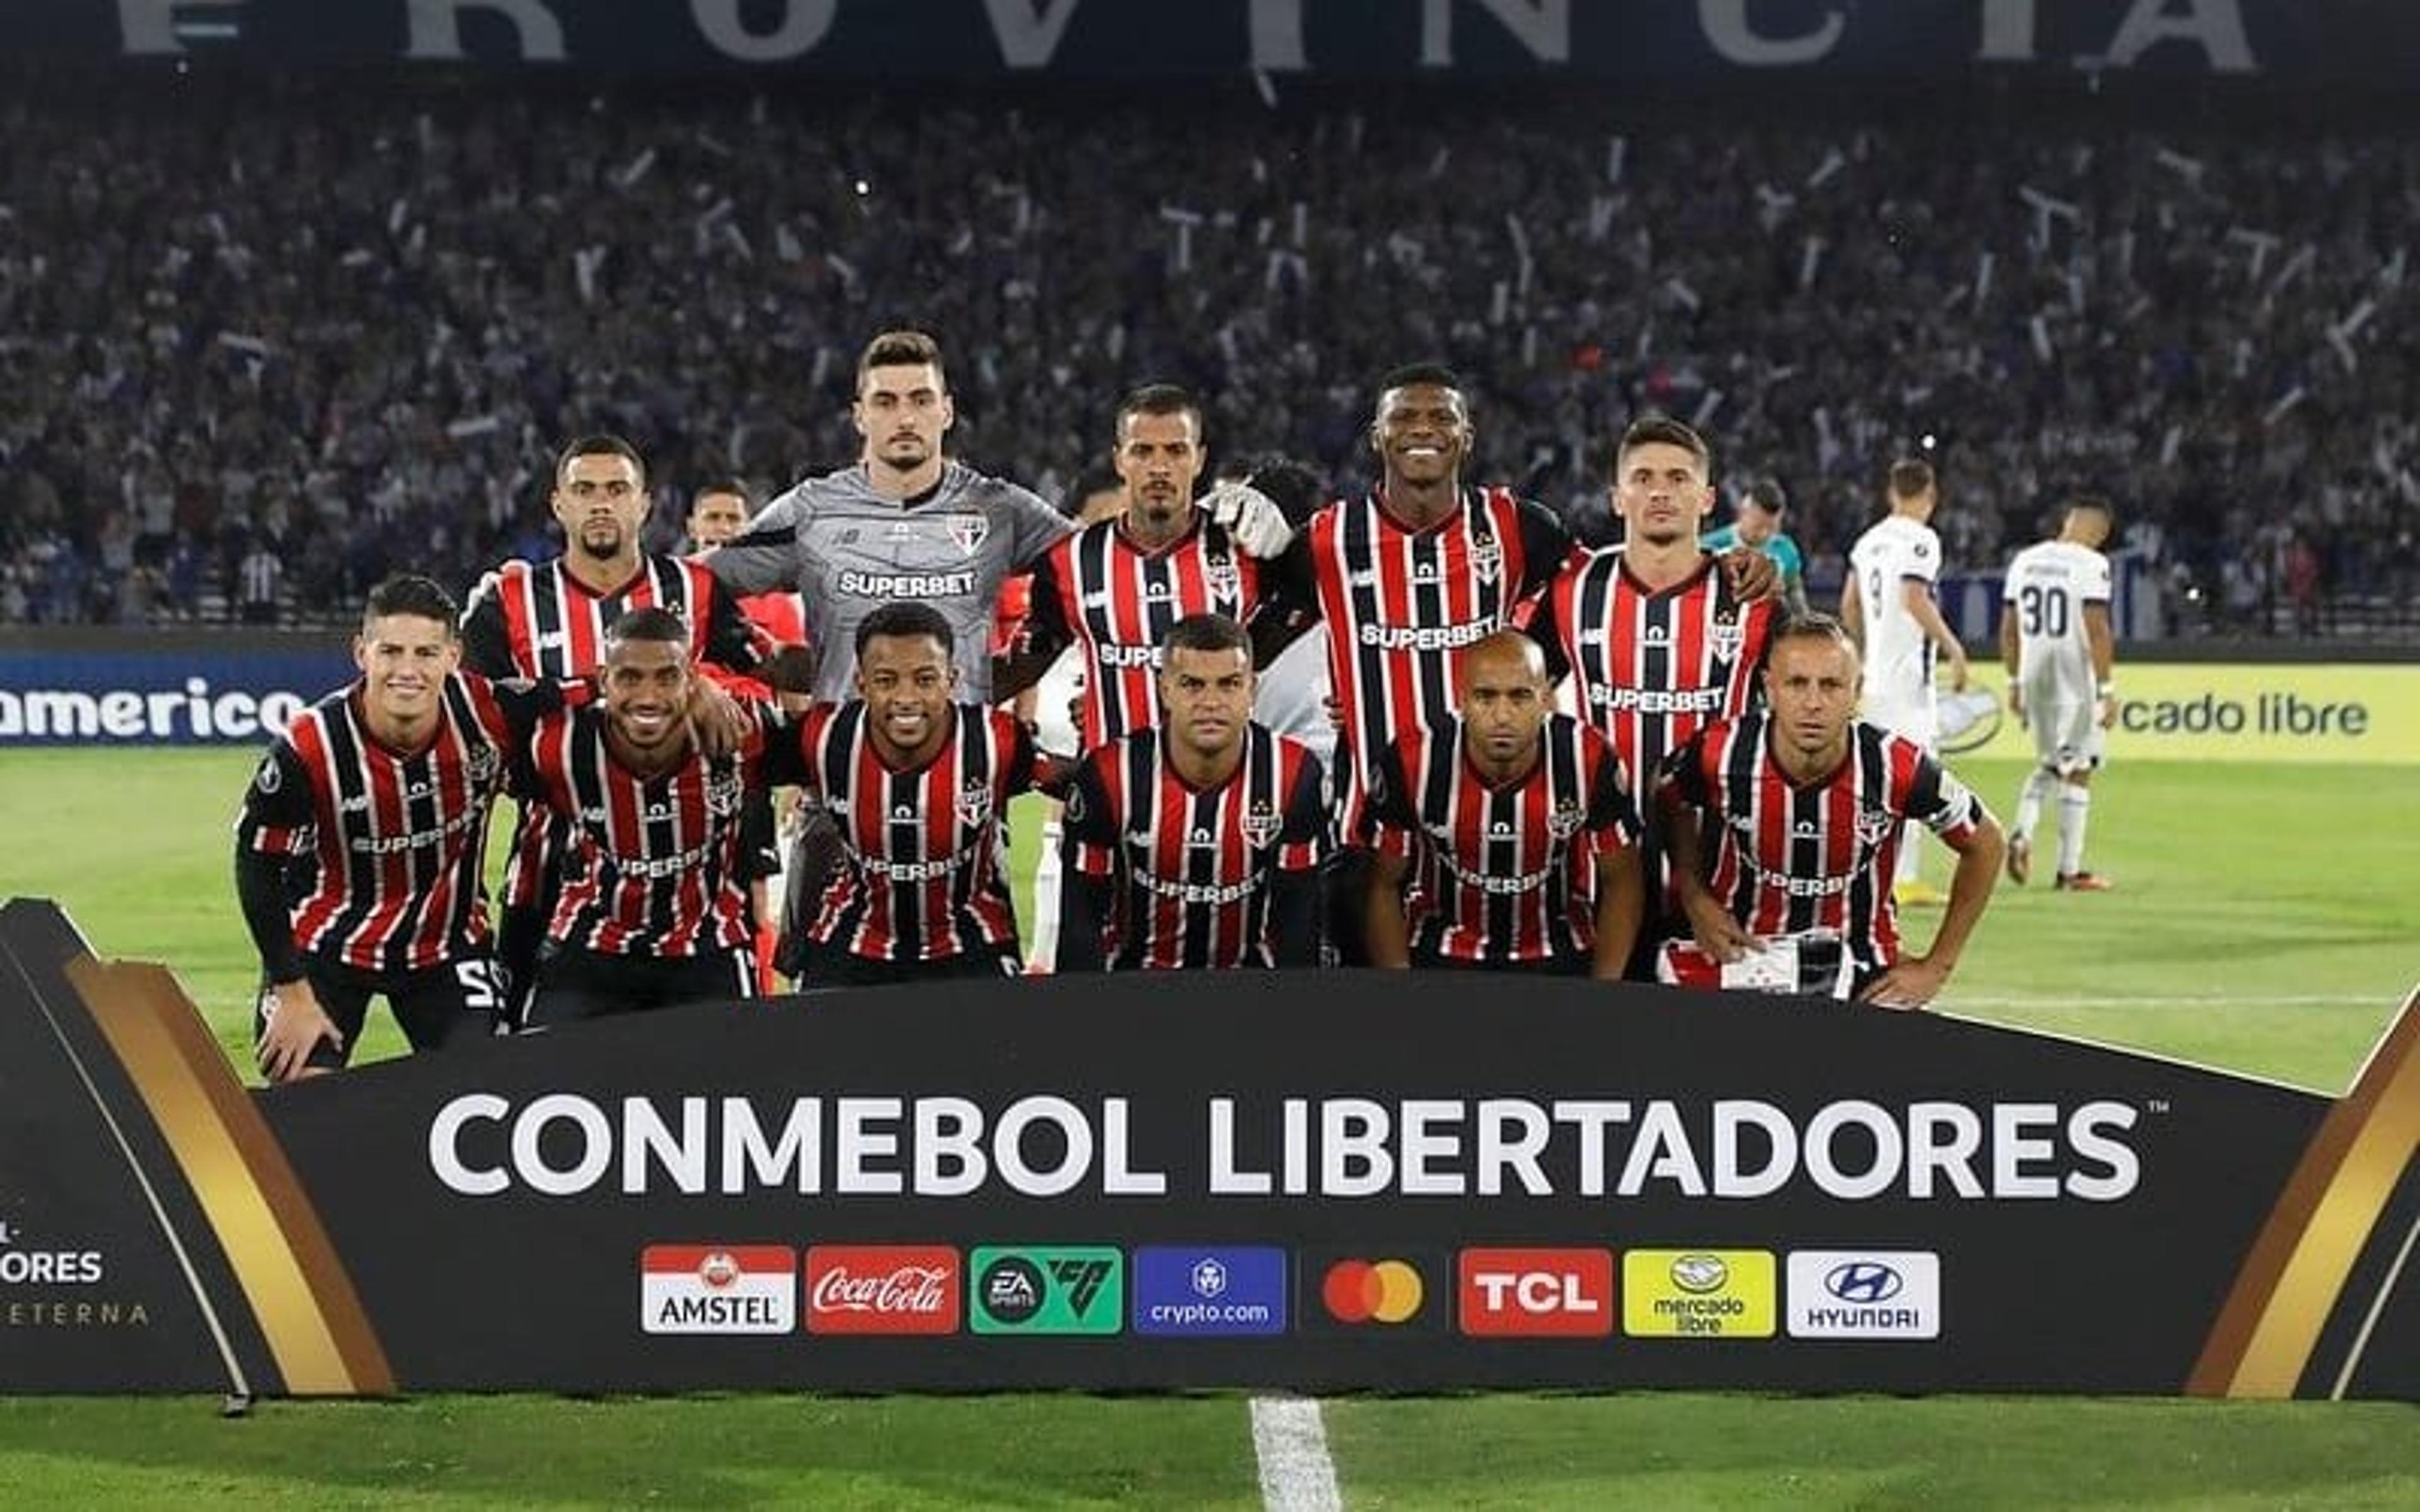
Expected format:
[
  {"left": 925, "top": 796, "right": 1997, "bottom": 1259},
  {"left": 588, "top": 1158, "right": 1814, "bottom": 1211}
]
[{"left": 708, "top": 461, "right": 1071, "bottom": 704}]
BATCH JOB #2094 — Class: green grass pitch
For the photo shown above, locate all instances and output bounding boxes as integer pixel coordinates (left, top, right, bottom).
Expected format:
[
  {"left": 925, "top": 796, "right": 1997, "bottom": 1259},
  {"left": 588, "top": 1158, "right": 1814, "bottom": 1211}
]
[{"left": 1, "top": 747, "right": 2416, "bottom": 1507}]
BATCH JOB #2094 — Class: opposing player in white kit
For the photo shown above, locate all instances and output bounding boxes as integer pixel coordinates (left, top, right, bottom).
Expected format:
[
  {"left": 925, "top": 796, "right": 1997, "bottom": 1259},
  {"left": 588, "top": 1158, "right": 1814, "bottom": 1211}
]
[
  {"left": 1841, "top": 459, "right": 1970, "bottom": 907},
  {"left": 1998, "top": 496, "right": 2118, "bottom": 891}
]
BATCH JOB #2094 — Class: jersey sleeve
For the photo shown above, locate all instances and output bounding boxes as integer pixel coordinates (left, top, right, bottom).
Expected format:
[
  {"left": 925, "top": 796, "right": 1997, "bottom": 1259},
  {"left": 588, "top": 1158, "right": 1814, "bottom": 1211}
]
[
  {"left": 1586, "top": 745, "right": 1641, "bottom": 849},
  {"left": 1904, "top": 527, "right": 1943, "bottom": 585},
  {"left": 1514, "top": 497, "right": 1579, "bottom": 605},
  {"left": 698, "top": 572, "right": 771, "bottom": 676},
  {"left": 1061, "top": 750, "right": 1121, "bottom": 881},
  {"left": 459, "top": 570, "right": 517, "bottom": 679},
  {"left": 995, "top": 709, "right": 1040, "bottom": 795},
  {"left": 1365, "top": 743, "right": 1419, "bottom": 863},
  {"left": 1904, "top": 751, "right": 1986, "bottom": 844},
  {"left": 233, "top": 743, "right": 316, "bottom": 857},
  {"left": 1277, "top": 748, "right": 1330, "bottom": 874},
  {"left": 2082, "top": 551, "right": 2114, "bottom": 603},
  {"left": 1003, "top": 481, "right": 1076, "bottom": 571},
  {"left": 705, "top": 482, "right": 808, "bottom": 598}
]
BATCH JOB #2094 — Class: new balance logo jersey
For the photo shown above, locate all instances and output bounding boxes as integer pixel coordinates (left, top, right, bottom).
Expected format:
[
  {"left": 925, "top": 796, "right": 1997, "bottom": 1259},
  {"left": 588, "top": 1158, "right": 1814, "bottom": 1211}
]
[
  {"left": 1368, "top": 714, "right": 1639, "bottom": 966},
  {"left": 1025, "top": 516, "right": 1268, "bottom": 747},
  {"left": 707, "top": 461, "right": 1073, "bottom": 704},
  {"left": 1657, "top": 711, "right": 1987, "bottom": 976},
  {"left": 1303, "top": 487, "right": 1571, "bottom": 830},
  {"left": 461, "top": 552, "right": 769, "bottom": 908},
  {"left": 792, "top": 702, "right": 1037, "bottom": 964},
  {"left": 236, "top": 672, "right": 541, "bottom": 973},
  {"left": 517, "top": 704, "right": 783, "bottom": 958},
  {"left": 1063, "top": 725, "right": 1327, "bottom": 969},
  {"left": 1550, "top": 551, "right": 1776, "bottom": 784}
]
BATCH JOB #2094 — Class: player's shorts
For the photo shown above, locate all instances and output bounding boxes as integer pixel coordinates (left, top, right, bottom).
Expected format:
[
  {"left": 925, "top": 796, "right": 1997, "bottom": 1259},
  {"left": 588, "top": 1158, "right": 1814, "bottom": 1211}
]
[
  {"left": 526, "top": 944, "right": 756, "bottom": 1026},
  {"left": 735, "top": 786, "right": 782, "bottom": 886},
  {"left": 1860, "top": 684, "right": 1939, "bottom": 750},
  {"left": 797, "top": 939, "right": 1023, "bottom": 989},
  {"left": 255, "top": 954, "right": 503, "bottom": 1072},
  {"left": 1409, "top": 944, "right": 1591, "bottom": 976},
  {"left": 2020, "top": 674, "right": 2106, "bottom": 776}
]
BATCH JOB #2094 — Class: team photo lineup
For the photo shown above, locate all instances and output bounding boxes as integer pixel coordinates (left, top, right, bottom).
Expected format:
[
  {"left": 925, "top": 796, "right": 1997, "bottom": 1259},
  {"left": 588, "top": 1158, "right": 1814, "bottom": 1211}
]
[{"left": 239, "top": 325, "right": 2123, "bottom": 1082}]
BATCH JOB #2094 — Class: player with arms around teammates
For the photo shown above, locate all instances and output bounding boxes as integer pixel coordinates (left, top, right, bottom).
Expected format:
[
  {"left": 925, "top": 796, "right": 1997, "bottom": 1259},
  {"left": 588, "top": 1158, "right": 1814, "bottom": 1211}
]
[
  {"left": 236, "top": 576, "right": 589, "bottom": 1082},
  {"left": 2000, "top": 495, "right": 2120, "bottom": 891}
]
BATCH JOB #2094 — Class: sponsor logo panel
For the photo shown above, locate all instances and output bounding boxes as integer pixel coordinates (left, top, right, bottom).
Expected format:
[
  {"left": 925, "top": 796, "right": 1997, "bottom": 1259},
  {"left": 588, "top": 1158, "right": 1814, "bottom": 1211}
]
[
  {"left": 1131, "top": 1247, "right": 1288, "bottom": 1337},
  {"left": 1622, "top": 1249, "right": 1776, "bottom": 1339},
  {"left": 640, "top": 1245, "right": 795, "bottom": 1335},
  {"left": 1456, "top": 1247, "right": 1615, "bottom": 1337},
  {"left": 1298, "top": 1249, "right": 1446, "bottom": 1336},
  {"left": 969, "top": 1246, "right": 1124, "bottom": 1336},
  {"left": 803, "top": 1246, "right": 960, "bottom": 1336},
  {"left": 1785, "top": 1251, "right": 1942, "bottom": 1339}
]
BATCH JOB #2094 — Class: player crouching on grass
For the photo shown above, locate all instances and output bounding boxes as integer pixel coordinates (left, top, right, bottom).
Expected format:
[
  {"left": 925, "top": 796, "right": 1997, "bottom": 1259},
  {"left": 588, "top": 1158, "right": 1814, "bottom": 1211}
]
[
  {"left": 239, "top": 575, "right": 594, "bottom": 1083},
  {"left": 1655, "top": 615, "right": 2005, "bottom": 1008}
]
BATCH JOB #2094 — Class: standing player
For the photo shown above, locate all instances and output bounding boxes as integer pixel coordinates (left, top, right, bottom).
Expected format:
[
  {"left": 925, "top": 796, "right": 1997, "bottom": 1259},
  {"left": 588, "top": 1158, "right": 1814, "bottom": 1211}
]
[
  {"left": 1701, "top": 476, "right": 1810, "bottom": 619},
  {"left": 787, "top": 604, "right": 1046, "bottom": 986},
  {"left": 516, "top": 609, "right": 781, "bottom": 1022},
  {"left": 1058, "top": 614, "right": 1327, "bottom": 971},
  {"left": 1840, "top": 459, "right": 1971, "bottom": 907},
  {"left": 1364, "top": 633, "right": 1644, "bottom": 976},
  {"left": 463, "top": 434, "right": 771, "bottom": 1021},
  {"left": 236, "top": 576, "right": 572, "bottom": 1081},
  {"left": 1657, "top": 616, "right": 2004, "bottom": 1007},
  {"left": 2000, "top": 496, "right": 2119, "bottom": 891}
]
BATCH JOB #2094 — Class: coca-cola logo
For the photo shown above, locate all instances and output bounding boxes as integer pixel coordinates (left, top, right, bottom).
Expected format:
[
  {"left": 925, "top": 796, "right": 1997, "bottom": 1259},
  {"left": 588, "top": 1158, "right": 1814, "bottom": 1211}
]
[{"left": 802, "top": 1246, "right": 962, "bottom": 1336}]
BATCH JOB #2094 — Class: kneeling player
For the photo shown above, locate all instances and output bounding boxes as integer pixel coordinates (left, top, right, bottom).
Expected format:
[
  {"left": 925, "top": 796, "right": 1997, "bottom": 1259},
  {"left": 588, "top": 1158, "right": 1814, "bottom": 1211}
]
[
  {"left": 237, "top": 575, "right": 568, "bottom": 1082},
  {"left": 1059, "top": 614, "right": 1327, "bottom": 971},
  {"left": 518, "top": 609, "right": 785, "bottom": 1022},
  {"left": 1365, "top": 632, "right": 1644, "bottom": 976},
  {"left": 1656, "top": 616, "right": 2005, "bottom": 1007},
  {"left": 787, "top": 604, "right": 1045, "bottom": 986}
]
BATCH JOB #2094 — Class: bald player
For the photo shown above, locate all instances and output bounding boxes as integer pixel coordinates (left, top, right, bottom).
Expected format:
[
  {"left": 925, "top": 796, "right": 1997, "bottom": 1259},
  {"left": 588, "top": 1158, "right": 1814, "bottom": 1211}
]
[{"left": 1364, "top": 631, "right": 1644, "bottom": 976}]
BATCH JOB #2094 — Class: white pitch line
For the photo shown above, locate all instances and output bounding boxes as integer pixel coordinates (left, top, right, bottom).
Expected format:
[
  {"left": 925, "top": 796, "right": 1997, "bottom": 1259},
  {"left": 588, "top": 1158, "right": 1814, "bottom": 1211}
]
[{"left": 1251, "top": 1396, "right": 1343, "bottom": 1512}]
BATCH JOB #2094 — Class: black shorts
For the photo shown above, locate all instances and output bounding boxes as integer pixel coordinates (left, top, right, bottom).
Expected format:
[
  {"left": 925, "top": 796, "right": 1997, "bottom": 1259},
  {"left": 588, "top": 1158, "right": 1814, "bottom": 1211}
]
[
  {"left": 736, "top": 786, "right": 782, "bottom": 887},
  {"left": 798, "top": 939, "right": 1023, "bottom": 990},
  {"left": 255, "top": 955, "right": 503, "bottom": 1073},
  {"left": 1409, "top": 946, "right": 1592, "bottom": 976},
  {"left": 526, "top": 944, "right": 758, "bottom": 1026}
]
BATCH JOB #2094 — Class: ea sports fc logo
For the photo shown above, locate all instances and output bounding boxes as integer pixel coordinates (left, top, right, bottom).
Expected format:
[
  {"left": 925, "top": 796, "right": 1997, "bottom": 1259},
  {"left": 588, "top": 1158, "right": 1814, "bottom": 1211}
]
[{"left": 1322, "top": 1258, "right": 1424, "bottom": 1324}]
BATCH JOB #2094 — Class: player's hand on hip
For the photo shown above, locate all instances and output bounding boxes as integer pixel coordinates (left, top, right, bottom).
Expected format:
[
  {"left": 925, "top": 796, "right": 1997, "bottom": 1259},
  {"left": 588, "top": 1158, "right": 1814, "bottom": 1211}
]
[
  {"left": 1717, "top": 546, "right": 1781, "bottom": 603},
  {"left": 256, "top": 979, "right": 342, "bottom": 1084},
  {"left": 685, "top": 677, "right": 749, "bottom": 757},
  {"left": 1203, "top": 481, "right": 1294, "bottom": 558},
  {"left": 1857, "top": 956, "right": 1948, "bottom": 1011}
]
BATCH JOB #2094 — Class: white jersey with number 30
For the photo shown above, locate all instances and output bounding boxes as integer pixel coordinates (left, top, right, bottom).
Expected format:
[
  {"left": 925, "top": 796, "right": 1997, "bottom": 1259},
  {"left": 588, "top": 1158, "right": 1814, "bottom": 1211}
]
[
  {"left": 2003, "top": 539, "right": 2111, "bottom": 697},
  {"left": 1849, "top": 514, "right": 1943, "bottom": 703}
]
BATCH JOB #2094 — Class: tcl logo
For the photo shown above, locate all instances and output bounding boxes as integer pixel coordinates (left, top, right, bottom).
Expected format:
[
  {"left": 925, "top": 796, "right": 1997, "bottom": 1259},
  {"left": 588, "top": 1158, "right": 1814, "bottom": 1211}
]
[
  {"left": 1456, "top": 1248, "right": 1615, "bottom": 1337},
  {"left": 803, "top": 1246, "right": 960, "bottom": 1336}
]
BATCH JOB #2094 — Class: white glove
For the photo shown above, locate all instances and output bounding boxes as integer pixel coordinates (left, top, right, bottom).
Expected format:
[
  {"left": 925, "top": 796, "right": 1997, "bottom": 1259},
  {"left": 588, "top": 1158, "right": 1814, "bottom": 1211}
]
[{"left": 1202, "top": 481, "right": 1294, "bottom": 559}]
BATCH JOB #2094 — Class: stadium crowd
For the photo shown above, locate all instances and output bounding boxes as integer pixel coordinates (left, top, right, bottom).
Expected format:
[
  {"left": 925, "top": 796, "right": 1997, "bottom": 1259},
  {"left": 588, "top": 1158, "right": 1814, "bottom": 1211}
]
[{"left": 3, "top": 68, "right": 2416, "bottom": 633}]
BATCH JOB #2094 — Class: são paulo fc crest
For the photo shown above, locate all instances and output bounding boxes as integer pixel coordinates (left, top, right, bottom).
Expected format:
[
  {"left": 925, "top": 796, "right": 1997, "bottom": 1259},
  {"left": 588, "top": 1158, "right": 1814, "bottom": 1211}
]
[
  {"left": 1547, "top": 801, "right": 1585, "bottom": 840},
  {"left": 1710, "top": 612, "right": 1745, "bottom": 663},
  {"left": 946, "top": 513, "right": 991, "bottom": 556},
  {"left": 1856, "top": 806, "right": 1896, "bottom": 847},
  {"left": 1242, "top": 800, "right": 1281, "bottom": 847},
  {"left": 1469, "top": 532, "right": 1504, "bottom": 584},
  {"left": 705, "top": 769, "right": 743, "bottom": 817},
  {"left": 465, "top": 746, "right": 502, "bottom": 785},
  {"left": 956, "top": 779, "right": 994, "bottom": 827}
]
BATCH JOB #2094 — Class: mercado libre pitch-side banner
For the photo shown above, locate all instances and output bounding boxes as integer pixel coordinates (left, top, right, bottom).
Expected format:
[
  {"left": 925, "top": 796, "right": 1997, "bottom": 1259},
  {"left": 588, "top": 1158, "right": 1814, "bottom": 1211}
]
[{"left": 3, "top": 896, "right": 2418, "bottom": 1399}]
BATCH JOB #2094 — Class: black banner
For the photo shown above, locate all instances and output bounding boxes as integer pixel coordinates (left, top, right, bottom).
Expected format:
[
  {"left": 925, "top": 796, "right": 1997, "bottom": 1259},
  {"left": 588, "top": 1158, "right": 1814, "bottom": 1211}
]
[
  {"left": 9, "top": 1, "right": 2418, "bottom": 83},
  {"left": 6, "top": 895, "right": 2420, "bottom": 1397}
]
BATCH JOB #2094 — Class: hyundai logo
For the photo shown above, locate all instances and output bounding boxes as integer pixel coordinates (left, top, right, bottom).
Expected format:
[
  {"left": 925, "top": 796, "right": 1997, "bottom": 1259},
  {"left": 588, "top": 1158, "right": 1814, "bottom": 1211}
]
[{"left": 1823, "top": 1261, "right": 1904, "bottom": 1304}]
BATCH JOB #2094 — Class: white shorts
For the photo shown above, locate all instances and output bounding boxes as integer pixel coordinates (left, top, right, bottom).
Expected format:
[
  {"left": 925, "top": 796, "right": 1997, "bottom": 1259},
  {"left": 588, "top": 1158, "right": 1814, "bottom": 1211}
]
[
  {"left": 2022, "top": 675, "right": 2106, "bottom": 776},
  {"left": 1861, "top": 685, "right": 1938, "bottom": 751}
]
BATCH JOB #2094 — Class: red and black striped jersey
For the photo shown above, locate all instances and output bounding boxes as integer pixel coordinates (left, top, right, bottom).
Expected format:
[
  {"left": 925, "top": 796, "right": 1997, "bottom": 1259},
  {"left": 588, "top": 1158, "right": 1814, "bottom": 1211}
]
[
  {"left": 1368, "top": 713, "right": 1637, "bottom": 966},
  {"left": 1301, "top": 487, "right": 1571, "bottom": 835},
  {"left": 1023, "top": 516, "right": 1269, "bottom": 747},
  {"left": 1656, "top": 711, "right": 1988, "bottom": 976},
  {"left": 1063, "top": 725, "right": 1327, "bottom": 970},
  {"left": 461, "top": 553, "right": 770, "bottom": 907},
  {"left": 1548, "top": 550, "right": 1776, "bottom": 785},
  {"left": 517, "top": 703, "right": 787, "bottom": 958},
  {"left": 792, "top": 702, "right": 1037, "bottom": 964},
  {"left": 235, "top": 672, "right": 550, "bottom": 973}
]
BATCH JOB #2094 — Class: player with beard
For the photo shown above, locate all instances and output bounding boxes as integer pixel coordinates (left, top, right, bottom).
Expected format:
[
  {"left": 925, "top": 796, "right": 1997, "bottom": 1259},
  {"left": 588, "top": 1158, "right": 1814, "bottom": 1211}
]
[
  {"left": 1657, "top": 616, "right": 2004, "bottom": 1006},
  {"left": 463, "top": 436, "right": 769, "bottom": 1024},
  {"left": 1057, "top": 614, "right": 1327, "bottom": 971},
  {"left": 237, "top": 575, "right": 588, "bottom": 1081},
  {"left": 1363, "top": 632, "right": 1644, "bottom": 976},
  {"left": 516, "top": 609, "right": 790, "bottom": 1022},
  {"left": 786, "top": 604, "right": 1047, "bottom": 987}
]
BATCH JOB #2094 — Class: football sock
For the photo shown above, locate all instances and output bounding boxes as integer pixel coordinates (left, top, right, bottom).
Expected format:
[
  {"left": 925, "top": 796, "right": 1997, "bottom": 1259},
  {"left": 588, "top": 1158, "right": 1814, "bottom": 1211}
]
[
  {"left": 2058, "top": 784, "right": 2092, "bottom": 876},
  {"left": 2012, "top": 767, "right": 2054, "bottom": 842}
]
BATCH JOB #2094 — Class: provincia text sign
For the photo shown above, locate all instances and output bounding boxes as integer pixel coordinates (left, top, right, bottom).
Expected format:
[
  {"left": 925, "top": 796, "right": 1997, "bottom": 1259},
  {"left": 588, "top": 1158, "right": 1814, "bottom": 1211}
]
[{"left": 3, "top": 897, "right": 2418, "bottom": 1399}]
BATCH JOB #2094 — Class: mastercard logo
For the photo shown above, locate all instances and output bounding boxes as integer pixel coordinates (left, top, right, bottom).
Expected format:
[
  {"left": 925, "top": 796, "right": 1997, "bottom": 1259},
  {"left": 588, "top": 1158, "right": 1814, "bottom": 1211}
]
[{"left": 1321, "top": 1259, "right": 1426, "bottom": 1324}]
